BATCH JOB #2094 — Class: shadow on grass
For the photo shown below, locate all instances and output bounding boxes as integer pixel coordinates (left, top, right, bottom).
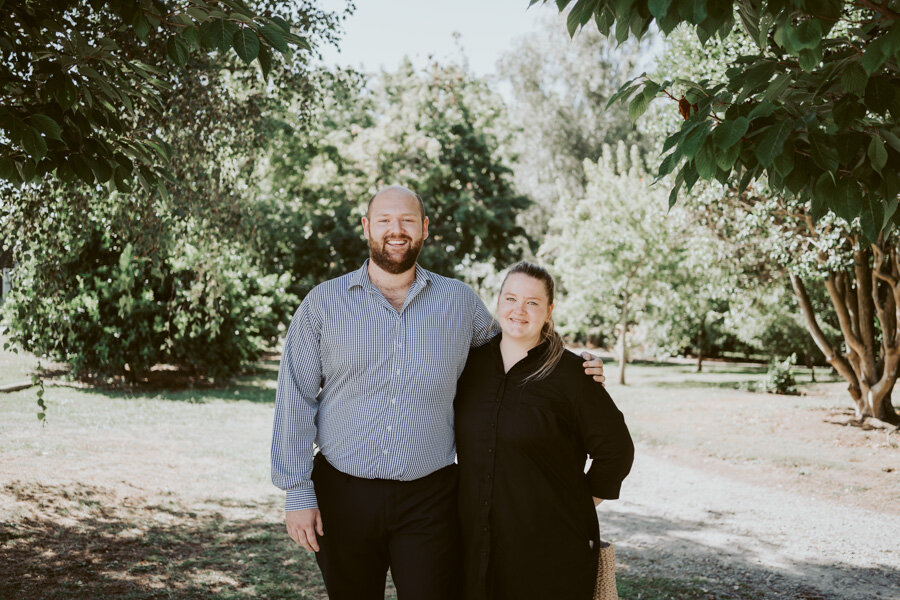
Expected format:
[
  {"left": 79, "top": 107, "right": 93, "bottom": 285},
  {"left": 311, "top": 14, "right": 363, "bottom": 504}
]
[
  {"left": 0, "top": 482, "right": 327, "bottom": 600},
  {"left": 600, "top": 510, "right": 898, "bottom": 600}
]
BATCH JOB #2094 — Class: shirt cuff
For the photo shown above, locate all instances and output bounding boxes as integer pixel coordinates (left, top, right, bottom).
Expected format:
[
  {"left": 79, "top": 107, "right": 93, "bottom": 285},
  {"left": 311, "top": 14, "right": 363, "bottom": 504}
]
[{"left": 285, "top": 486, "right": 318, "bottom": 511}]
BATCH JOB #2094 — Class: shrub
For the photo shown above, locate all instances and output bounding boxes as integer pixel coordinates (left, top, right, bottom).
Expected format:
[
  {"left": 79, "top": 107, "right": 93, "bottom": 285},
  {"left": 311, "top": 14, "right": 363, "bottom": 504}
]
[
  {"left": 764, "top": 354, "right": 799, "bottom": 396},
  {"left": 2, "top": 222, "right": 296, "bottom": 382}
]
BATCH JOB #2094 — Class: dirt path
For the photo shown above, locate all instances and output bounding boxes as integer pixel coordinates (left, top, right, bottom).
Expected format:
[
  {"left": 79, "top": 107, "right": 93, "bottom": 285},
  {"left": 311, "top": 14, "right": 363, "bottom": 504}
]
[{"left": 603, "top": 444, "right": 900, "bottom": 600}]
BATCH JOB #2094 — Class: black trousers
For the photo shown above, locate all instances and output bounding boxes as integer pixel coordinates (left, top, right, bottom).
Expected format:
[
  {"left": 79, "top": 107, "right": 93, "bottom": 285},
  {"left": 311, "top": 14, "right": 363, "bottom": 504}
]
[{"left": 311, "top": 453, "right": 461, "bottom": 600}]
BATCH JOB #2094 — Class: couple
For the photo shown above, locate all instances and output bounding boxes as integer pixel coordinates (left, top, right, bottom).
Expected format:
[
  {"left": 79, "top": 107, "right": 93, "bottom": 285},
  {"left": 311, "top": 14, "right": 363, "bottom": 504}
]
[{"left": 271, "top": 185, "right": 634, "bottom": 600}]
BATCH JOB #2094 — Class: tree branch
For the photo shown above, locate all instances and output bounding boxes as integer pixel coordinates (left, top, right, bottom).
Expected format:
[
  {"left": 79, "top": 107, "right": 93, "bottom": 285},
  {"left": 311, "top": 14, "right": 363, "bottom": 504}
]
[
  {"left": 825, "top": 273, "right": 867, "bottom": 362},
  {"left": 852, "top": 0, "right": 900, "bottom": 21},
  {"left": 791, "top": 274, "right": 859, "bottom": 388}
]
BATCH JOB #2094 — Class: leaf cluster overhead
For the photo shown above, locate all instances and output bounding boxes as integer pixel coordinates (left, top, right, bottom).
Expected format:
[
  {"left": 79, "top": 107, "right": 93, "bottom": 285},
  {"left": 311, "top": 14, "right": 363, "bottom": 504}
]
[
  {"left": 540, "top": 0, "right": 900, "bottom": 241},
  {"left": 0, "top": 0, "right": 311, "bottom": 194}
]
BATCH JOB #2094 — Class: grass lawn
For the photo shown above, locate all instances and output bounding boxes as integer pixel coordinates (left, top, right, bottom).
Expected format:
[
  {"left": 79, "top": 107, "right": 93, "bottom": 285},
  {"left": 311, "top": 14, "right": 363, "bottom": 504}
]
[{"left": 1, "top": 346, "right": 896, "bottom": 599}]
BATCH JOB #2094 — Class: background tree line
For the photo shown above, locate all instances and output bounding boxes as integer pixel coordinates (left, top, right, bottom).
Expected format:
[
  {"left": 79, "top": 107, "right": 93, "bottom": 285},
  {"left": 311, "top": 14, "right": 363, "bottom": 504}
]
[{"left": 2, "top": 1, "right": 897, "bottom": 425}]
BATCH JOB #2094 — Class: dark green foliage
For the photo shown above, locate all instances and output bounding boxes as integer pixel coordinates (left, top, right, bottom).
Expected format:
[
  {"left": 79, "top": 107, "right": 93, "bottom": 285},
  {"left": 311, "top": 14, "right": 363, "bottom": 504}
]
[
  {"left": 254, "top": 64, "right": 532, "bottom": 295},
  {"left": 542, "top": 0, "right": 900, "bottom": 240},
  {"left": 0, "top": 0, "right": 314, "bottom": 192},
  {"left": 1, "top": 188, "right": 297, "bottom": 381}
]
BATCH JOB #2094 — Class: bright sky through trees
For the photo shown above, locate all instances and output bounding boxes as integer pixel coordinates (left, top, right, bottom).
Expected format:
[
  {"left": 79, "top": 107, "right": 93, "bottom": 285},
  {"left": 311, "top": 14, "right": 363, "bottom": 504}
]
[{"left": 318, "top": 0, "right": 553, "bottom": 76}]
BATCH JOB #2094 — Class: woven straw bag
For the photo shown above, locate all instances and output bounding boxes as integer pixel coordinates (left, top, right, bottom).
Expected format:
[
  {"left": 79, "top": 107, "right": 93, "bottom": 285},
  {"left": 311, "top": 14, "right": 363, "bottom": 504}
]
[{"left": 593, "top": 540, "right": 618, "bottom": 600}]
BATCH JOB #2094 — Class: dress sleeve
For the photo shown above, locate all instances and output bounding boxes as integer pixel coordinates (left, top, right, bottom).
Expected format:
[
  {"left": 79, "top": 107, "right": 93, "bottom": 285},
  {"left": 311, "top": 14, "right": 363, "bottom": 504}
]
[
  {"left": 573, "top": 375, "right": 634, "bottom": 500},
  {"left": 270, "top": 293, "right": 324, "bottom": 511}
]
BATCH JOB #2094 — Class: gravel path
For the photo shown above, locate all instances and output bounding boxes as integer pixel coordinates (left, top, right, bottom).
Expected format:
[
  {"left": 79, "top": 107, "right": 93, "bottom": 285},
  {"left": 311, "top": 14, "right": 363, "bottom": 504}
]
[{"left": 599, "top": 445, "right": 900, "bottom": 599}]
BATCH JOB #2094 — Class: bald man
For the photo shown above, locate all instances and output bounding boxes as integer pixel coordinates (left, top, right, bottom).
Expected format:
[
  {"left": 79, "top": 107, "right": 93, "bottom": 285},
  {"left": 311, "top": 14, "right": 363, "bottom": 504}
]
[{"left": 271, "top": 186, "right": 605, "bottom": 600}]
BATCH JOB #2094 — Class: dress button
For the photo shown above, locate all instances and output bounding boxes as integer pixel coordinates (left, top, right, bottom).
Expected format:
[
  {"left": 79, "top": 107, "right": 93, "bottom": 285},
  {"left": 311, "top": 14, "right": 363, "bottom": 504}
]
[{"left": 487, "top": 448, "right": 493, "bottom": 453}]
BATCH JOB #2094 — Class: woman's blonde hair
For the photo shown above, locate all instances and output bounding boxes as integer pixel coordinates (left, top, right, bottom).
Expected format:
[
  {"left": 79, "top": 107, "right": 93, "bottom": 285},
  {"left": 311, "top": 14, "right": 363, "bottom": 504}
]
[{"left": 499, "top": 262, "right": 565, "bottom": 383}]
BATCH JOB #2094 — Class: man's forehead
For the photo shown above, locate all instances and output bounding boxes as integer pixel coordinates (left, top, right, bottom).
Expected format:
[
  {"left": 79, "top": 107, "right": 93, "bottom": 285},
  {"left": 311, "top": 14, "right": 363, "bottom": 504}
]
[{"left": 370, "top": 194, "right": 420, "bottom": 213}]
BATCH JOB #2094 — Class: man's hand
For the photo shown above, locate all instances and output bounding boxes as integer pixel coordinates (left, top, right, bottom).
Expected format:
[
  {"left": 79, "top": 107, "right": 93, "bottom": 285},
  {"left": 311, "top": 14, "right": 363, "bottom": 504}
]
[
  {"left": 581, "top": 352, "right": 605, "bottom": 385},
  {"left": 286, "top": 508, "right": 324, "bottom": 552}
]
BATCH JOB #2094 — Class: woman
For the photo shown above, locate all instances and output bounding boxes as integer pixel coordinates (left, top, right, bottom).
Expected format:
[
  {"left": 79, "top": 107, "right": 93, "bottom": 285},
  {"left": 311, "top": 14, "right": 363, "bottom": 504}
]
[{"left": 455, "top": 262, "right": 634, "bottom": 600}]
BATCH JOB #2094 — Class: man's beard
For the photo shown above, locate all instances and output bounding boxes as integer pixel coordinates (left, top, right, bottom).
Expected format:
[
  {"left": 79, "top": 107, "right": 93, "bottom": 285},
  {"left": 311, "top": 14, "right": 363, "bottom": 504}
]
[{"left": 369, "top": 235, "right": 423, "bottom": 274}]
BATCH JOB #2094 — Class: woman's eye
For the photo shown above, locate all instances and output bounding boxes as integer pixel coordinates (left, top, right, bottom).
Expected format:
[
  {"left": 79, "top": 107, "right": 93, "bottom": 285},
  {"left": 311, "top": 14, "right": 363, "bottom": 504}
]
[{"left": 528, "top": 301, "right": 538, "bottom": 306}]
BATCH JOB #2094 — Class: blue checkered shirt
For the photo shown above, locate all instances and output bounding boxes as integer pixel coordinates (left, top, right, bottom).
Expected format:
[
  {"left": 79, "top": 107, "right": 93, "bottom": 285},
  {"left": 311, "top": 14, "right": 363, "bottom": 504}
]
[{"left": 271, "top": 260, "right": 499, "bottom": 511}]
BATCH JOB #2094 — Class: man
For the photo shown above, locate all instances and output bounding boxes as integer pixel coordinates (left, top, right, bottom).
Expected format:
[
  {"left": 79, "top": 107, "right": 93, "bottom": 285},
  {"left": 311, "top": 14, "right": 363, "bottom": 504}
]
[{"left": 271, "top": 185, "right": 604, "bottom": 600}]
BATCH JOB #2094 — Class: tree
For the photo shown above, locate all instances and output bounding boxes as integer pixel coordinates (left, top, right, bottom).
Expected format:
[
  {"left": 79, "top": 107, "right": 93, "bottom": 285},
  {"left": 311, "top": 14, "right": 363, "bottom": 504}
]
[
  {"left": 0, "top": 1, "right": 342, "bottom": 386},
  {"left": 254, "top": 60, "right": 533, "bottom": 295},
  {"left": 543, "top": 0, "right": 900, "bottom": 240},
  {"left": 0, "top": 0, "right": 330, "bottom": 192},
  {"left": 498, "top": 14, "right": 649, "bottom": 236},
  {"left": 646, "top": 11, "right": 900, "bottom": 423},
  {"left": 544, "top": 142, "right": 684, "bottom": 384}
]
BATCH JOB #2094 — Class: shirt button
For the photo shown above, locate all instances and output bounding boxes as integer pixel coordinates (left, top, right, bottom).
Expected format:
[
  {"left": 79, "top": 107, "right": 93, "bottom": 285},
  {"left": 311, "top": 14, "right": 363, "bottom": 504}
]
[
  {"left": 383, "top": 450, "right": 388, "bottom": 455},
  {"left": 487, "top": 448, "right": 493, "bottom": 453},
  {"left": 391, "top": 398, "right": 396, "bottom": 404},
  {"left": 396, "top": 369, "right": 401, "bottom": 375},
  {"left": 387, "top": 425, "right": 392, "bottom": 431}
]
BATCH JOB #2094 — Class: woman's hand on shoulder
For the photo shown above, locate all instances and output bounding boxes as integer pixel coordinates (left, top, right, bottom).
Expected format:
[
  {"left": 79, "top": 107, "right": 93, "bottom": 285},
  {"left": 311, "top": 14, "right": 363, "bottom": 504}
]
[{"left": 593, "top": 497, "right": 604, "bottom": 506}]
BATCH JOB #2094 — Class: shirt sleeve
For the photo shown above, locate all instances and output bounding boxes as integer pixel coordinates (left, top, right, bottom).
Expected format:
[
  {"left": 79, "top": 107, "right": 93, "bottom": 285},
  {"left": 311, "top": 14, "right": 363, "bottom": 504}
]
[
  {"left": 574, "top": 376, "right": 634, "bottom": 500},
  {"left": 471, "top": 292, "right": 500, "bottom": 348},
  {"left": 271, "top": 294, "right": 323, "bottom": 511}
]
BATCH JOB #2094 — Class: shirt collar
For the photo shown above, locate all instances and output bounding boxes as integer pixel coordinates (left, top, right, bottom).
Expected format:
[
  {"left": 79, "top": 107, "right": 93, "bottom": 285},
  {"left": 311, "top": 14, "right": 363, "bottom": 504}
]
[{"left": 348, "top": 259, "right": 431, "bottom": 292}]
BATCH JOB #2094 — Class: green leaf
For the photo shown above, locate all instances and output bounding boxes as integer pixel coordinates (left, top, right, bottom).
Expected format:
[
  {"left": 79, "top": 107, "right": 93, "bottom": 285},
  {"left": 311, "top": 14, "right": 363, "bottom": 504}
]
[
  {"left": 70, "top": 155, "right": 95, "bottom": 184},
  {"left": 795, "top": 19, "right": 822, "bottom": 49},
  {"left": 628, "top": 92, "right": 650, "bottom": 123},
  {"left": 132, "top": 13, "right": 151, "bottom": 40},
  {"left": 695, "top": 141, "right": 717, "bottom": 179},
  {"left": 201, "top": 19, "right": 239, "bottom": 53},
  {"left": 868, "top": 135, "right": 888, "bottom": 173},
  {"left": 566, "top": 0, "right": 599, "bottom": 36},
  {"left": 648, "top": 0, "right": 673, "bottom": 19},
  {"left": 840, "top": 61, "right": 868, "bottom": 96},
  {"left": 260, "top": 22, "right": 287, "bottom": 52},
  {"left": 167, "top": 36, "right": 189, "bottom": 66},
  {"left": 754, "top": 119, "right": 793, "bottom": 167},
  {"left": 716, "top": 141, "right": 741, "bottom": 170},
  {"left": 798, "top": 49, "right": 820, "bottom": 72},
  {"left": 86, "top": 157, "right": 113, "bottom": 183},
  {"left": 773, "top": 143, "right": 794, "bottom": 177},
  {"left": 594, "top": 5, "right": 615, "bottom": 35},
  {"left": 861, "top": 33, "right": 890, "bottom": 75},
  {"left": 860, "top": 197, "right": 883, "bottom": 242},
  {"left": 864, "top": 76, "right": 894, "bottom": 115},
  {"left": 232, "top": 28, "right": 260, "bottom": 64},
  {"left": 832, "top": 177, "right": 861, "bottom": 224},
  {"left": 180, "top": 25, "right": 200, "bottom": 49},
  {"left": 28, "top": 114, "right": 62, "bottom": 140},
  {"left": 680, "top": 122, "right": 709, "bottom": 159},
  {"left": 0, "top": 157, "right": 16, "bottom": 181},
  {"left": 258, "top": 43, "right": 272, "bottom": 79},
  {"left": 748, "top": 101, "right": 775, "bottom": 120},
  {"left": 764, "top": 72, "right": 792, "bottom": 102},
  {"left": 882, "top": 129, "right": 900, "bottom": 153},
  {"left": 712, "top": 116, "right": 749, "bottom": 149},
  {"left": 21, "top": 126, "right": 47, "bottom": 161}
]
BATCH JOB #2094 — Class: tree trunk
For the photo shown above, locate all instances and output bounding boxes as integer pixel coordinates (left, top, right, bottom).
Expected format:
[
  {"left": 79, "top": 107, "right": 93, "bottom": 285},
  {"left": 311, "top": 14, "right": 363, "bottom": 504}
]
[
  {"left": 696, "top": 317, "right": 705, "bottom": 373},
  {"left": 790, "top": 254, "right": 900, "bottom": 425},
  {"left": 617, "top": 294, "right": 629, "bottom": 386}
]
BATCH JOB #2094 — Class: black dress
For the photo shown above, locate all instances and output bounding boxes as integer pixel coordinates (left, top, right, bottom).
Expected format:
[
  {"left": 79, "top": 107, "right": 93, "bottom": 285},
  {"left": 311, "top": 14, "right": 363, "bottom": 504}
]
[{"left": 455, "top": 336, "right": 634, "bottom": 600}]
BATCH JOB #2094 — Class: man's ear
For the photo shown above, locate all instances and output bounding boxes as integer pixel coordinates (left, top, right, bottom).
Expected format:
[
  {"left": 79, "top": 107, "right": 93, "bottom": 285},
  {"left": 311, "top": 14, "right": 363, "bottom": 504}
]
[
  {"left": 362, "top": 216, "right": 370, "bottom": 240},
  {"left": 423, "top": 216, "right": 429, "bottom": 240}
]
